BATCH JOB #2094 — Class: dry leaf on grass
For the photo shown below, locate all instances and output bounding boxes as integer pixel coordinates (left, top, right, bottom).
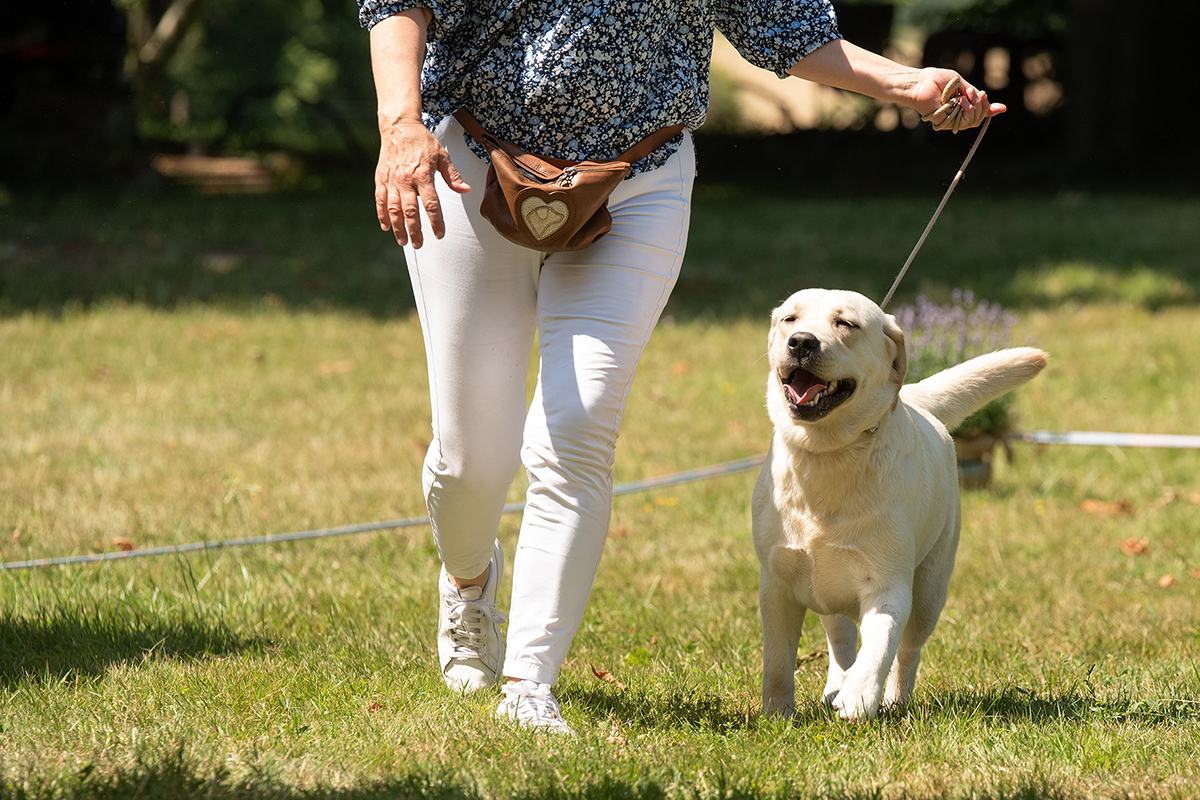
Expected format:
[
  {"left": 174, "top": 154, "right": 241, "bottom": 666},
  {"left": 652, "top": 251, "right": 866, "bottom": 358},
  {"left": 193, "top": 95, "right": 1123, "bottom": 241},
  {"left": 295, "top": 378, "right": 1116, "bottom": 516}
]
[
  {"left": 590, "top": 664, "right": 627, "bottom": 690},
  {"left": 188, "top": 321, "right": 240, "bottom": 340},
  {"left": 11, "top": 528, "right": 20, "bottom": 543},
  {"left": 317, "top": 359, "right": 356, "bottom": 376},
  {"left": 367, "top": 702, "right": 384, "bottom": 713},
  {"left": 1120, "top": 537, "right": 1150, "bottom": 556},
  {"left": 1189, "top": 567, "right": 1200, "bottom": 580},
  {"left": 608, "top": 525, "right": 629, "bottom": 539},
  {"left": 1151, "top": 490, "right": 1178, "bottom": 510},
  {"left": 1082, "top": 498, "right": 1134, "bottom": 516},
  {"left": 111, "top": 538, "right": 135, "bottom": 551},
  {"left": 606, "top": 720, "right": 628, "bottom": 748},
  {"left": 795, "top": 649, "right": 826, "bottom": 666},
  {"left": 1158, "top": 573, "right": 1176, "bottom": 588},
  {"left": 669, "top": 360, "right": 693, "bottom": 376}
]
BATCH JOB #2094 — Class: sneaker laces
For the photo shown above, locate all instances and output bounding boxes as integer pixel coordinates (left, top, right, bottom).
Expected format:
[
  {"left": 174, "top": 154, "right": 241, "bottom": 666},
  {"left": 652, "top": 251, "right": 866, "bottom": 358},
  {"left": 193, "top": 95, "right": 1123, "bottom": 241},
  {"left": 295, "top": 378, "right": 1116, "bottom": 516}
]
[{"left": 444, "top": 589, "right": 506, "bottom": 659}]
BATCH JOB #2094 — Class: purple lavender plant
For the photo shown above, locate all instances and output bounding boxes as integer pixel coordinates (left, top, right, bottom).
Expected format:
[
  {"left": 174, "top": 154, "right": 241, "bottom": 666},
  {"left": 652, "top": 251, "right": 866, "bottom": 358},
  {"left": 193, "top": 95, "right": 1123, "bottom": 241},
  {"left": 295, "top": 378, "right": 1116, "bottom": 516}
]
[{"left": 892, "top": 291, "right": 1020, "bottom": 436}]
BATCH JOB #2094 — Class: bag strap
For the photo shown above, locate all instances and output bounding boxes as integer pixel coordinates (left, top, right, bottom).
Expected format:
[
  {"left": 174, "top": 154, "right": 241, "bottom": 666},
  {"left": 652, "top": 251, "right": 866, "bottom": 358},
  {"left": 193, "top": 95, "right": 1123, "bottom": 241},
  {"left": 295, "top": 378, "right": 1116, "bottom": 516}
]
[
  {"left": 453, "top": 109, "right": 684, "bottom": 166},
  {"left": 616, "top": 122, "right": 685, "bottom": 164},
  {"left": 453, "top": 109, "right": 490, "bottom": 144}
]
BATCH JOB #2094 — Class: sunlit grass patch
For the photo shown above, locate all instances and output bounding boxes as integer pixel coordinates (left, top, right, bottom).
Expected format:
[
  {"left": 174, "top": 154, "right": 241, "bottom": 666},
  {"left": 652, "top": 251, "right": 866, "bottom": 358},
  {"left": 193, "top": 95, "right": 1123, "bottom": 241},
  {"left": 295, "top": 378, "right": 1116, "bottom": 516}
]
[
  {"left": 1011, "top": 261, "right": 1194, "bottom": 309},
  {"left": 2, "top": 188, "right": 1199, "bottom": 798}
]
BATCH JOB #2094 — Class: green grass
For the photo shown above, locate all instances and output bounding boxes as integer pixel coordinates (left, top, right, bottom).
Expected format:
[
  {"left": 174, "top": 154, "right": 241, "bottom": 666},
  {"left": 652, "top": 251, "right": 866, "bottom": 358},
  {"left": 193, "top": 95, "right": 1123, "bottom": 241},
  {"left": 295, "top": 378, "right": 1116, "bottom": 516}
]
[{"left": 1, "top": 181, "right": 1199, "bottom": 799}]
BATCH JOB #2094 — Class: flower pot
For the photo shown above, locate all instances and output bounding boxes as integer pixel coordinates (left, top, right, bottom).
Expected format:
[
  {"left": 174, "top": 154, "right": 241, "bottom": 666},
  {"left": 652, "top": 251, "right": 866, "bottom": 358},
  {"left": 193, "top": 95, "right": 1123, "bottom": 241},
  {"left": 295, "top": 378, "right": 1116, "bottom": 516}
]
[{"left": 953, "top": 433, "right": 1005, "bottom": 489}]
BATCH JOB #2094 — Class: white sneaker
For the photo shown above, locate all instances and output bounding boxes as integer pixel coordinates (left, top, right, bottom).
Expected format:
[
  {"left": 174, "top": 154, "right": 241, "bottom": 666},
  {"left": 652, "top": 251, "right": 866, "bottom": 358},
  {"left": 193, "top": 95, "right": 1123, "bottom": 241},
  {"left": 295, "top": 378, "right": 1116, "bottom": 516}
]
[
  {"left": 437, "top": 540, "right": 506, "bottom": 692},
  {"left": 496, "top": 680, "right": 573, "bottom": 734}
]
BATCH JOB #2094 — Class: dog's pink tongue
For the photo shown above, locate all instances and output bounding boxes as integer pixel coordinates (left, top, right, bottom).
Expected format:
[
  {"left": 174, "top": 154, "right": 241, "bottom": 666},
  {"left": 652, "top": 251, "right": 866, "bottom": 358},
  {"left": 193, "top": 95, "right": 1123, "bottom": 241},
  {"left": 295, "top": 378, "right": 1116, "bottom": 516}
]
[{"left": 786, "top": 383, "right": 827, "bottom": 405}]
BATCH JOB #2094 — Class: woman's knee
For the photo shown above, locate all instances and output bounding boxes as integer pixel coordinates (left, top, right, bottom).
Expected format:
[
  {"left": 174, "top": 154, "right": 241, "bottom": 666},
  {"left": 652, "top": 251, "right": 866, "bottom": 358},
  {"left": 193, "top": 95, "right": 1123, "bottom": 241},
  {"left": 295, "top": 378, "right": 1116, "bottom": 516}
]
[{"left": 425, "top": 447, "right": 523, "bottom": 499}]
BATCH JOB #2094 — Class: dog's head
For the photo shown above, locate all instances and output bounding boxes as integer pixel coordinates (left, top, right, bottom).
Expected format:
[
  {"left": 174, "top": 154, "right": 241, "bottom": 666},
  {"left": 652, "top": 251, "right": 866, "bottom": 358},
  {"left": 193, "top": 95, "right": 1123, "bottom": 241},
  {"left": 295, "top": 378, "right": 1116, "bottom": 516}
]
[{"left": 765, "top": 289, "right": 906, "bottom": 452}]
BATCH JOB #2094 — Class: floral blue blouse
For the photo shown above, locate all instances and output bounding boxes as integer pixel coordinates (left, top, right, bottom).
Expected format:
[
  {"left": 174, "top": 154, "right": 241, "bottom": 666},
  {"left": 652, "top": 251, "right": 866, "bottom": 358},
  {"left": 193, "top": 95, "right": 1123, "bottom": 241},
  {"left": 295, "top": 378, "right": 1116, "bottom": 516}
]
[{"left": 358, "top": 0, "right": 840, "bottom": 174}]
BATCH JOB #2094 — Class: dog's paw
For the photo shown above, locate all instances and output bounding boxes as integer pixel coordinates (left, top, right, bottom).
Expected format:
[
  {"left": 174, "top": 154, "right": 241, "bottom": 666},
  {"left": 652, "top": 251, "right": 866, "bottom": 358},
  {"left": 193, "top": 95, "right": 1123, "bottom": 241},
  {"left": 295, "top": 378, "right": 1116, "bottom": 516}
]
[
  {"left": 883, "top": 684, "right": 913, "bottom": 710},
  {"left": 762, "top": 695, "right": 797, "bottom": 719},
  {"left": 831, "top": 689, "right": 880, "bottom": 721},
  {"left": 822, "top": 671, "right": 846, "bottom": 705}
]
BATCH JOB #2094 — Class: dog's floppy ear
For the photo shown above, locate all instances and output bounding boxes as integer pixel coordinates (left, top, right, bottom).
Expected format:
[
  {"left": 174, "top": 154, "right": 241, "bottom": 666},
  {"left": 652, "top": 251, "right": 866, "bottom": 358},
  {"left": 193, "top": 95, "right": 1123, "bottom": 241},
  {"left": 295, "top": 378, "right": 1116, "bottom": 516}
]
[
  {"left": 883, "top": 313, "right": 907, "bottom": 385},
  {"left": 767, "top": 305, "right": 783, "bottom": 351}
]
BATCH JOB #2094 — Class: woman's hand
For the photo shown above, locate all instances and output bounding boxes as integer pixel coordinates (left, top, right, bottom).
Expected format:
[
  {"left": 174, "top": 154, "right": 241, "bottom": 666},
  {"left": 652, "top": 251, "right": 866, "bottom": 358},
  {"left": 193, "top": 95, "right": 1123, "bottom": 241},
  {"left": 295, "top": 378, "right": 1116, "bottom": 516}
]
[
  {"left": 912, "top": 69, "right": 1006, "bottom": 132},
  {"left": 374, "top": 116, "right": 470, "bottom": 249},
  {"left": 369, "top": 10, "right": 468, "bottom": 249}
]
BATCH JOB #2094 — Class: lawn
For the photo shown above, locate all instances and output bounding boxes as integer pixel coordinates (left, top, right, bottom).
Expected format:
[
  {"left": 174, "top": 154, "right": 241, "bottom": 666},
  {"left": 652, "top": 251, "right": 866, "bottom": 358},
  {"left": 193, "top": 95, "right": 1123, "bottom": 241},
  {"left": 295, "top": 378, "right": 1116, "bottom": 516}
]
[{"left": 1, "top": 174, "right": 1199, "bottom": 799}]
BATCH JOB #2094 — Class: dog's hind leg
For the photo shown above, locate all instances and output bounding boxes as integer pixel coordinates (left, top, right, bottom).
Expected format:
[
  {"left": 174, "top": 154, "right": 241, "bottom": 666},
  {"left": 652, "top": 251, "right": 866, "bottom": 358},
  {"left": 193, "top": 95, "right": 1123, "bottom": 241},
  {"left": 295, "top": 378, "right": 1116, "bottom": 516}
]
[
  {"left": 885, "top": 528, "right": 958, "bottom": 708},
  {"left": 819, "top": 614, "right": 857, "bottom": 705},
  {"left": 884, "top": 637, "right": 922, "bottom": 710},
  {"left": 759, "top": 570, "right": 807, "bottom": 718}
]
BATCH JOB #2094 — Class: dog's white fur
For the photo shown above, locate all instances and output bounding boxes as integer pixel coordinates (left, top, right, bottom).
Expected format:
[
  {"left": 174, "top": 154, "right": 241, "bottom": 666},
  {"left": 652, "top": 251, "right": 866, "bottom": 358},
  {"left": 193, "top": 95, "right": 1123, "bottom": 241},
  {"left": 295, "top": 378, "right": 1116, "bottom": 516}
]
[{"left": 752, "top": 289, "right": 1047, "bottom": 721}]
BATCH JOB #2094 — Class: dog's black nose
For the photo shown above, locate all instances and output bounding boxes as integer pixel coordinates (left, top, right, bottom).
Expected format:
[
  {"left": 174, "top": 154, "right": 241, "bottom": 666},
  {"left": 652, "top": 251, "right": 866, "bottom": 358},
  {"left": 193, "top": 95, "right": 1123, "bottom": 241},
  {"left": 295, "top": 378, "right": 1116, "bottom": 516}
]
[{"left": 788, "top": 331, "right": 820, "bottom": 354}]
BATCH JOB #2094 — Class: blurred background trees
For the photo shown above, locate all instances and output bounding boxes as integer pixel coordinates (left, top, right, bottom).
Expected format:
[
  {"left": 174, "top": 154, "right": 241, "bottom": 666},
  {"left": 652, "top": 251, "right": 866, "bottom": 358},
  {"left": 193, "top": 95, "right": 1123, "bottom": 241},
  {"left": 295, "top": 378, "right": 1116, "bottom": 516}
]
[{"left": 1, "top": 0, "right": 1196, "bottom": 187}]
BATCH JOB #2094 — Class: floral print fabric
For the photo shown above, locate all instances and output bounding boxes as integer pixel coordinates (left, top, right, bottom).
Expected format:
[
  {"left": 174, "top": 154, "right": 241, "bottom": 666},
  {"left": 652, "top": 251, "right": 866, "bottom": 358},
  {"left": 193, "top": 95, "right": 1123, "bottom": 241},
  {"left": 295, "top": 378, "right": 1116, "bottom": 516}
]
[{"left": 359, "top": 0, "right": 840, "bottom": 174}]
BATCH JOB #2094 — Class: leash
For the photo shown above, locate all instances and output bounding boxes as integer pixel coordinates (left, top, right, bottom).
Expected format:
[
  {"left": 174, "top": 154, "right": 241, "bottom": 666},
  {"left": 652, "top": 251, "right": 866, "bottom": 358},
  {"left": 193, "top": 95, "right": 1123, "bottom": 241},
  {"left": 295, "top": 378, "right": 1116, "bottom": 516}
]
[{"left": 879, "top": 114, "right": 991, "bottom": 310}]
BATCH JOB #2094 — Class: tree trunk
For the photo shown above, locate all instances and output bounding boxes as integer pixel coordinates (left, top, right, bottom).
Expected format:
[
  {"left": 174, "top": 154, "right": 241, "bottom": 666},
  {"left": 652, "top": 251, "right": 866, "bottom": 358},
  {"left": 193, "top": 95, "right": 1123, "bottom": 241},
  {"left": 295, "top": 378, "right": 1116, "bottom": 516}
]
[{"left": 125, "top": 0, "right": 206, "bottom": 123}]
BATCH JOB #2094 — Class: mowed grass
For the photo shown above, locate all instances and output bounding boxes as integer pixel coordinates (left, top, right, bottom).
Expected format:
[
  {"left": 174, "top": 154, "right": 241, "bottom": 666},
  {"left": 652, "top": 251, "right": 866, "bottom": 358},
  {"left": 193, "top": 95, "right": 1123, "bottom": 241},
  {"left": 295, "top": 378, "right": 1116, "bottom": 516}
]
[{"left": 1, "top": 178, "right": 1199, "bottom": 799}]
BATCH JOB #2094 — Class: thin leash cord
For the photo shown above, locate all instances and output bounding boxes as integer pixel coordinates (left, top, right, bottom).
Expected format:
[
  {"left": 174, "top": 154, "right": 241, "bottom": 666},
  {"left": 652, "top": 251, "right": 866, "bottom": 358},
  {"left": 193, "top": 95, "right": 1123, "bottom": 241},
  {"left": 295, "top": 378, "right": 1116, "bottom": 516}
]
[{"left": 879, "top": 116, "right": 991, "bottom": 310}]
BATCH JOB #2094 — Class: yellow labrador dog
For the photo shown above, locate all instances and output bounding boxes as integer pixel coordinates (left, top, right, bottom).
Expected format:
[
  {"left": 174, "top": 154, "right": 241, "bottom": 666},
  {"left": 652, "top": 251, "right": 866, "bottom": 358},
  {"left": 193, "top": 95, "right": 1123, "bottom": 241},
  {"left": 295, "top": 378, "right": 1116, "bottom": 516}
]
[{"left": 752, "top": 289, "right": 1046, "bottom": 721}]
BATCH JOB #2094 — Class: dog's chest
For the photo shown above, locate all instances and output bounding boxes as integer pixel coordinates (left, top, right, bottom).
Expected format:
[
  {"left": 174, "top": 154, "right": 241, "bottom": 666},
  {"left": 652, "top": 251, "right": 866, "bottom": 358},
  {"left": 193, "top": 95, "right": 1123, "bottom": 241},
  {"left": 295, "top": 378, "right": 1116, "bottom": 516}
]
[{"left": 767, "top": 527, "right": 866, "bottom": 618}]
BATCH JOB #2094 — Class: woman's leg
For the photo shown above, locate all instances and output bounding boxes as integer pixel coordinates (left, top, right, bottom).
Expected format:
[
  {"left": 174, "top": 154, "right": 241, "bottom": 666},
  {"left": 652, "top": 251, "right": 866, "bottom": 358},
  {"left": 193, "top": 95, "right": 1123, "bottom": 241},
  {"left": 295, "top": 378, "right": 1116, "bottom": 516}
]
[
  {"left": 405, "top": 118, "right": 542, "bottom": 581},
  {"left": 404, "top": 118, "right": 541, "bottom": 689},
  {"left": 502, "top": 134, "right": 697, "bottom": 686}
]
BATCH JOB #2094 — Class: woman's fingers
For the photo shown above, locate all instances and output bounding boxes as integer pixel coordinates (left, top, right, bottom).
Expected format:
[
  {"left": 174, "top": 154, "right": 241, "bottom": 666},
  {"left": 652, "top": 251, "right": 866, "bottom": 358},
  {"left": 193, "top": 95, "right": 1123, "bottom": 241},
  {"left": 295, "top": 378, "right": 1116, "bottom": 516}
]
[
  {"left": 922, "top": 73, "right": 1006, "bottom": 133},
  {"left": 374, "top": 122, "right": 468, "bottom": 248}
]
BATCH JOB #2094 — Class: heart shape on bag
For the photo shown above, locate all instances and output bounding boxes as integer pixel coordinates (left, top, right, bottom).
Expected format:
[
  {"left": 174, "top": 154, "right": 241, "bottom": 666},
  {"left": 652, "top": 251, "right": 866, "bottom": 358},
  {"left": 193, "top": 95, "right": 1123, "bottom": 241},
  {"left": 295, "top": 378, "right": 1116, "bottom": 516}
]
[{"left": 521, "top": 196, "right": 571, "bottom": 241}]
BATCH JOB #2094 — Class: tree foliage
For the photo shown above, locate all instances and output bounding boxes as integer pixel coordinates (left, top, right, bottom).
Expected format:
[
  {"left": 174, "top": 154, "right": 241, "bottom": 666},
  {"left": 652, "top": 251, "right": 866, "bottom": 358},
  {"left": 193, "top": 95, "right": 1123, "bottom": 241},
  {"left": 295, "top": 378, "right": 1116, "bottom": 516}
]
[{"left": 122, "top": 0, "right": 377, "bottom": 158}]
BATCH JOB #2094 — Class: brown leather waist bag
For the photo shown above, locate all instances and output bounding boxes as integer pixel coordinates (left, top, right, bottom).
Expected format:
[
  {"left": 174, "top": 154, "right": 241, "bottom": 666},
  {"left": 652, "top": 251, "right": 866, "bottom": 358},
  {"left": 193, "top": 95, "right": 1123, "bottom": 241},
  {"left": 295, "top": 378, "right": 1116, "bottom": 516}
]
[{"left": 453, "top": 110, "right": 684, "bottom": 252}]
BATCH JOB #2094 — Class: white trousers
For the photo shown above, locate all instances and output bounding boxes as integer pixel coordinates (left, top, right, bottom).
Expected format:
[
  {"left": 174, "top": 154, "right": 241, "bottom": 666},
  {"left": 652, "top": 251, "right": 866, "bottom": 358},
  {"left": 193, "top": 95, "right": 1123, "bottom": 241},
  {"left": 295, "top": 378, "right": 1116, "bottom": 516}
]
[{"left": 405, "top": 117, "right": 695, "bottom": 685}]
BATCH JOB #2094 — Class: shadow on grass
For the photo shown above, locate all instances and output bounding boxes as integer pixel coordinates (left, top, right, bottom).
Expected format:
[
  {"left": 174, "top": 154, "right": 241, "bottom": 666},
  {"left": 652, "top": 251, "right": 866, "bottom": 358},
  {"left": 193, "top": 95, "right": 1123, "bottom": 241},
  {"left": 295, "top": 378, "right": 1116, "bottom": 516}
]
[
  {"left": 914, "top": 684, "right": 1200, "bottom": 727},
  {"left": 0, "top": 606, "right": 265, "bottom": 688},
  {"left": 570, "top": 680, "right": 1200, "bottom": 733},
  {"left": 3, "top": 184, "right": 1198, "bottom": 322},
  {"left": 566, "top": 684, "right": 753, "bottom": 734},
  {"left": 0, "top": 746, "right": 1080, "bottom": 800}
]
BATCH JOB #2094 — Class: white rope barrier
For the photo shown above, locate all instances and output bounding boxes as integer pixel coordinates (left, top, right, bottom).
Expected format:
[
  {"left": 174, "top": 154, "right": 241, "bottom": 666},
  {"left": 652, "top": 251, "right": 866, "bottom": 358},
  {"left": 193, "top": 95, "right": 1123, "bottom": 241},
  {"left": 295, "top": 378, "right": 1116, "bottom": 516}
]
[
  {"left": 0, "top": 455, "right": 767, "bottom": 571},
  {"left": 2, "top": 432, "right": 1195, "bottom": 571},
  {"left": 1020, "top": 430, "right": 1200, "bottom": 449}
]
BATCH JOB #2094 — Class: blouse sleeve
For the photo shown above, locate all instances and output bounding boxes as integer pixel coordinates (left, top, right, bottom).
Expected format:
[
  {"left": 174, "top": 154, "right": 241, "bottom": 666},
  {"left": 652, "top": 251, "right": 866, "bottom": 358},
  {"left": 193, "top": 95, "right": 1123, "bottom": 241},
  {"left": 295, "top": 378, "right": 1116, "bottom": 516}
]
[
  {"left": 713, "top": 0, "right": 841, "bottom": 78},
  {"left": 357, "top": 0, "right": 465, "bottom": 40}
]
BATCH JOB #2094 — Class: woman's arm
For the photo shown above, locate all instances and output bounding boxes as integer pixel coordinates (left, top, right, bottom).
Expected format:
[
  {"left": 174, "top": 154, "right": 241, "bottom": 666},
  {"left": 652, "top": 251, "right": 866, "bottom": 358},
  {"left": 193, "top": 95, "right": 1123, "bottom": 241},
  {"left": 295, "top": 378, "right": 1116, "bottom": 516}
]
[
  {"left": 787, "top": 38, "right": 1005, "bottom": 131},
  {"left": 370, "top": 8, "right": 469, "bottom": 248}
]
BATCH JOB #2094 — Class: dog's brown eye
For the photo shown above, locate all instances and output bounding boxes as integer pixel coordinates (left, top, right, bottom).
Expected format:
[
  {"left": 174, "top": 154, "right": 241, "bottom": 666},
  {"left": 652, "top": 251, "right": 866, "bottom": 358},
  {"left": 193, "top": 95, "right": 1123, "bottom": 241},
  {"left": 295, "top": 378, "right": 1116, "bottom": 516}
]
[
  {"left": 782, "top": 315, "right": 797, "bottom": 324},
  {"left": 835, "top": 318, "right": 858, "bottom": 329}
]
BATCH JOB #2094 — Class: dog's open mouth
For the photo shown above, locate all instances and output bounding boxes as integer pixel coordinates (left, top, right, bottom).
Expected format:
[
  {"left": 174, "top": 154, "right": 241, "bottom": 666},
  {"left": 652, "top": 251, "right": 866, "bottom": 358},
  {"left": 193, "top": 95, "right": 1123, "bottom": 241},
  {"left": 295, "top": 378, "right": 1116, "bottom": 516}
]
[{"left": 780, "top": 368, "right": 855, "bottom": 420}]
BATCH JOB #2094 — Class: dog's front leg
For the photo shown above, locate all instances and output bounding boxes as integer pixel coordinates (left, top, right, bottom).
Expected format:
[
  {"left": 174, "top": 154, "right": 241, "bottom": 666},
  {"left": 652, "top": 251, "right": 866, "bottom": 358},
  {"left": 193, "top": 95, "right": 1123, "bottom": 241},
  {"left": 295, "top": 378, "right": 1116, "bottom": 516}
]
[
  {"left": 759, "top": 572, "right": 807, "bottom": 718},
  {"left": 819, "top": 614, "right": 857, "bottom": 705},
  {"left": 831, "top": 588, "right": 911, "bottom": 721}
]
